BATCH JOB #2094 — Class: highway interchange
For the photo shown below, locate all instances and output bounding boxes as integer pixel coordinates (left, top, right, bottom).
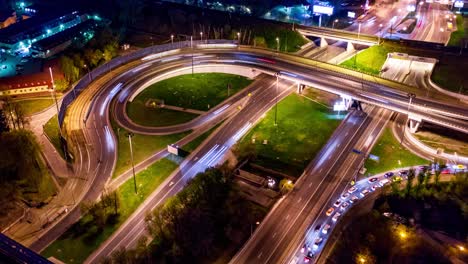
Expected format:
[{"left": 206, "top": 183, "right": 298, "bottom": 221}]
[{"left": 13, "top": 42, "right": 467, "bottom": 263}]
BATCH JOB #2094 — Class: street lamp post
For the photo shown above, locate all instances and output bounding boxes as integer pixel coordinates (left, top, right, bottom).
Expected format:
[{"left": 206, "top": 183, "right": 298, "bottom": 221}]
[
  {"left": 276, "top": 37, "right": 280, "bottom": 52},
  {"left": 237, "top": 32, "right": 240, "bottom": 48},
  {"left": 190, "top": 35, "right": 194, "bottom": 76},
  {"left": 274, "top": 73, "right": 279, "bottom": 126},
  {"left": 400, "top": 93, "right": 416, "bottom": 146},
  {"left": 127, "top": 132, "right": 138, "bottom": 194},
  {"left": 378, "top": 24, "right": 383, "bottom": 44},
  {"left": 332, "top": 19, "right": 338, "bottom": 29},
  {"left": 171, "top": 34, "right": 174, "bottom": 46},
  {"left": 354, "top": 22, "right": 362, "bottom": 68},
  {"left": 200, "top": 32, "right": 203, "bottom": 43},
  {"left": 83, "top": 64, "right": 91, "bottom": 82}
]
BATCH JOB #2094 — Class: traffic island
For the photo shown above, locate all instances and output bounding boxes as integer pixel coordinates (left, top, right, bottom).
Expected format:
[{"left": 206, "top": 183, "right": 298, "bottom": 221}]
[
  {"left": 235, "top": 90, "right": 343, "bottom": 177},
  {"left": 363, "top": 126, "right": 428, "bottom": 176},
  {"left": 126, "top": 73, "right": 253, "bottom": 127}
]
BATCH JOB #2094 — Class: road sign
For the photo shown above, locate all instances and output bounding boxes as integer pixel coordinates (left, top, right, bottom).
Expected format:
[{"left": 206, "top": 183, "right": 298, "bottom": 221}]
[
  {"left": 348, "top": 11, "right": 356, "bottom": 18},
  {"left": 167, "top": 144, "right": 179, "bottom": 155},
  {"left": 313, "top": 4, "right": 334, "bottom": 15},
  {"left": 454, "top": 1, "right": 464, "bottom": 8},
  {"left": 369, "top": 154, "right": 380, "bottom": 161}
]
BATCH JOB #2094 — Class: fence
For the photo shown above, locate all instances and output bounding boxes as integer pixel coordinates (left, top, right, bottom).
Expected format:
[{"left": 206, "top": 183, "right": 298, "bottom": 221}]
[{"left": 58, "top": 39, "right": 234, "bottom": 127}]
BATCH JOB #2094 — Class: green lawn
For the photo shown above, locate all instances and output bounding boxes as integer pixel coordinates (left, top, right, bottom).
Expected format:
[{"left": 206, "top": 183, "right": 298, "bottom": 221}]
[
  {"left": 431, "top": 55, "right": 468, "bottom": 95},
  {"left": 448, "top": 16, "right": 466, "bottom": 46},
  {"left": 43, "top": 114, "right": 66, "bottom": 159},
  {"left": 112, "top": 124, "right": 189, "bottom": 178},
  {"left": 15, "top": 97, "right": 56, "bottom": 116},
  {"left": 236, "top": 93, "right": 342, "bottom": 176},
  {"left": 364, "top": 127, "right": 428, "bottom": 175},
  {"left": 126, "top": 105, "right": 198, "bottom": 127},
  {"left": 130, "top": 73, "right": 252, "bottom": 112},
  {"left": 340, "top": 44, "right": 405, "bottom": 75},
  {"left": 41, "top": 158, "right": 178, "bottom": 263},
  {"left": 252, "top": 26, "right": 308, "bottom": 52}
]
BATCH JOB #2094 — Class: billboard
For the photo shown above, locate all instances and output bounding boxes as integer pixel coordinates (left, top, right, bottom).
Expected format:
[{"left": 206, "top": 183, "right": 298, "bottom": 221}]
[
  {"left": 348, "top": 11, "right": 356, "bottom": 18},
  {"left": 313, "top": 5, "right": 334, "bottom": 15},
  {"left": 454, "top": 1, "right": 464, "bottom": 8}
]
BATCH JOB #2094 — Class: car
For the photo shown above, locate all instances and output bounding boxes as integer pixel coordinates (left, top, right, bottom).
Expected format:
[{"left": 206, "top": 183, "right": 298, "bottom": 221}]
[
  {"left": 340, "top": 202, "right": 349, "bottom": 210},
  {"left": 312, "top": 237, "right": 323, "bottom": 249},
  {"left": 20, "top": 58, "right": 28, "bottom": 63},
  {"left": 350, "top": 195, "right": 359, "bottom": 203},
  {"left": 314, "top": 224, "right": 321, "bottom": 232},
  {"left": 384, "top": 172, "right": 394, "bottom": 178},
  {"left": 348, "top": 186, "right": 357, "bottom": 193},
  {"left": 360, "top": 189, "right": 370, "bottom": 197},
  {"left": 392, "top": 176, "right": 403, "bottom": 182},
  {"left": 304, "top": 251, "right": 314, "bottom": 263},
  {"left": 333, "top": 199, "right": 342, "bottom": 207},
  {"left": 379, "top": 179, "right": 390, "bottom": 186},
  {"left": 322, "top": 224, "right": 331, "bottom": 234},
  {"left": 371, "top": 185, "right": 380, "bottom": 191},
  {"left": 301, "top": 244, "right": 311, "bottom": 254},
  {"left": 332, "top": 212, "right": 341, "bottom": 222},
  {"left": 368, "top": 177, "right": 378, "bottom": 183},
  {"left": 399, "top": 170, "right": 409, "bottom": 176},
  {"left": 326, "top": 207, "right": 334, "bottom": 216},
  {"left": 441, "top": 168, "right": 451, "bottom": 174},
  {"left": 341, "top": 192, "right": 350, "bottom": 199}
]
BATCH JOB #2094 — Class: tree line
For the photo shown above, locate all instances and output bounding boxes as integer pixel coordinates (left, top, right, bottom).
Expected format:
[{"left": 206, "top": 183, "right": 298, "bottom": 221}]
[
  {"left": 103, "top": 166, "right": 268, "bottom": 263},
  {"left": 58, "top": 28, "right": 119, "bottom": 91}
]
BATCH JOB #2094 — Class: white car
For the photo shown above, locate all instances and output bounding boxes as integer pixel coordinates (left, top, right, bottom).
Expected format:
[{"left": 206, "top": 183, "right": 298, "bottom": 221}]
[
  {"left": 340, "top": 202, "right": 349, "bottom": 211},
  {"left": 348, "top": 186, "right": 357, "bottom": 193},
  {"left": 332, "top": 212, "right": 341, "bottom": 222},
  {"left": 341, "top": 192, "right": 350, "bottom": 199},
  {"left": 360, "top": 189, "right": 370, "bottom": 197},
  {"left": 379, "top": 179, "right": 390, "bottom": 186},
  {"left": 322, "top": 224, "right": 331, "bottom": 234},
  {"left": 313, "top": 237, "right": 323, "bottom": 250},
  {"left": 350, "top": 195, "right": 359, "bottom": 203}
]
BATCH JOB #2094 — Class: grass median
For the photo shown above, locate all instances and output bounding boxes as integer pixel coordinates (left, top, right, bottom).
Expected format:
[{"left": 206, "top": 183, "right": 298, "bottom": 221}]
[
  {"left": 340, "top": 44, "right": 403, "bottom": 75},
  {"left": 364, "top": 126, "right": 428, "bottom": 175},
  {"left": 43, "top": 114, "right": 66, "bottom": 159},
  {"left": 236, "top": 91, "right": 342, "bottom": 177},
  {"left": 127, "top": 73, "right": 252, "bottom": 127},
  {"left": 41, "top": 158, "right": 178, "bottom": 263},
  {"left": 447, "top": 16, "right": 466, "bottom": 47},
  {"left": 15, "top": 97, "right": 56, "bottom": 116},
  {"left": 112, "top": 122, "right": 189, "bottom": 178}
]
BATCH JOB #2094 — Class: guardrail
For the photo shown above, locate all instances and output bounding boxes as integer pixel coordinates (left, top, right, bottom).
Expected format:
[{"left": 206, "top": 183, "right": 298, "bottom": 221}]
[{"left": 57, "top": 39, "right": 235, "bottom": 127}]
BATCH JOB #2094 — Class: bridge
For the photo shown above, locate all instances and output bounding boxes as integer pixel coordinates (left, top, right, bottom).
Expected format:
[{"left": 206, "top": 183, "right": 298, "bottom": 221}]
[{"left": 296, "top": 25, "right": 379, "bottom": 51}]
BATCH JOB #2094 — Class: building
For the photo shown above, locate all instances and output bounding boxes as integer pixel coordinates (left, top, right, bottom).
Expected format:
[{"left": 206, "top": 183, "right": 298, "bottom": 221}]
[
  {"left": 0, "top": 10, "right": 17, "bottom": 29},
  {"left": 0, "top": 3, "right": 103, "bottom": 58}
]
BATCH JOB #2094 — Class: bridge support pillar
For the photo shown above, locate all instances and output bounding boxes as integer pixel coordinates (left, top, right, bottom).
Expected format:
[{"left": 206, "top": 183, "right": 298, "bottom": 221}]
[
  {"left": 297, "top": 83, "right": 305, "bottom": 94},
  {"left": 346, "top": 42, "right": 355, "bottom": 53},
  {"left": 409, "top": 119, "right": 421, "bottom": 133},
  {"left": 351, "top": 99, "right": 363, "bottom": 111},
  {"left": 320, "top": 37, "right": 328, "bottom": 48}
]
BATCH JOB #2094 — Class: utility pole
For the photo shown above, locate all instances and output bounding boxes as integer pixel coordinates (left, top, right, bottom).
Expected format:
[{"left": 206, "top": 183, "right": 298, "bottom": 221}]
[
  {"left": 128, "top": 132, "right": 138, "bottom": 194},
  {"left": 191, "top": 35, "right": 194, "bottom": 76},
  {"left": 400, "top": 93, "right": 416, "bottom": 147},
  {"left": 274, "top": 73, "right": 279, "bottom": 126}
]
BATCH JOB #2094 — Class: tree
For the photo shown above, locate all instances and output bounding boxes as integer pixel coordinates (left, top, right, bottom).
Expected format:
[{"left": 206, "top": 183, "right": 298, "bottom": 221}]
[
  {"left": 0, "top": 108, "right": 9, "bottom": 133},
  {"left": 406, "top": 168, "right": 415, "bottom": 195},
  {"left": 417, "top": 171, "right": 425, "bottom": 187},
  {"left": 434, "top": 170, "right": 441, "bottom": 185},
  {"left": 59, "top": 55, "right": 80, "bottom": 83}
]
